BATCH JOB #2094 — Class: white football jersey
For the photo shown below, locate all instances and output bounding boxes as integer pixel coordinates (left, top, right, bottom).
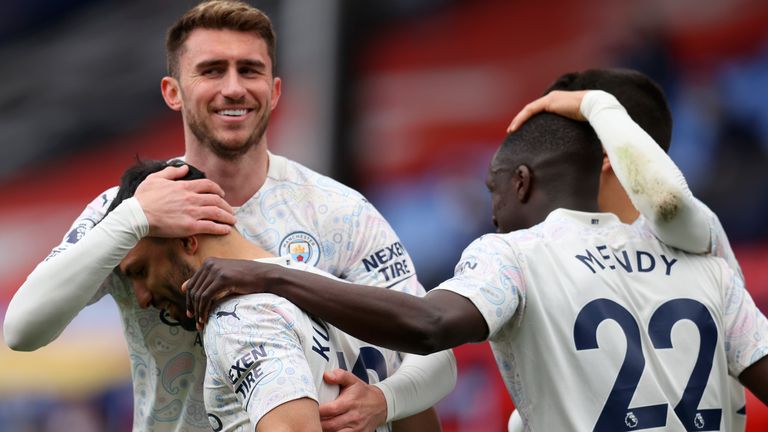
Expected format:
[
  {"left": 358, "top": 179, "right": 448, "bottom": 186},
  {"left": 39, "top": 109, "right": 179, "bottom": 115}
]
[
  {"left": 203, "top": 258, "right": 401, "bottom": 431},
  {"left": 635, "top": 196, "right": 749, "bottom": 430},
  {"left": 51, "top": 152, "right": 424, "bottom": 431},
  {"left": 435, "top": 209, "right": 768, "bottom": 431}
]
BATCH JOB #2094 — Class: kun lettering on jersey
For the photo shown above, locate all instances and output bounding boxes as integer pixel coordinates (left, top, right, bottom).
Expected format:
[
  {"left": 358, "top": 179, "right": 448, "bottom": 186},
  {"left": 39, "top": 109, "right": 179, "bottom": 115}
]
[
  {"left": 229, "top": 344, "right": 270, "bottom": 400},
  {"left": 310, "top": 316, "right": 331, "bottom": 361},
  {"left": 575, "top": 245, "right": 678, "bottom": 276},
  {"left": 362, "top": 241, "right": 412, "bottom": 284}
]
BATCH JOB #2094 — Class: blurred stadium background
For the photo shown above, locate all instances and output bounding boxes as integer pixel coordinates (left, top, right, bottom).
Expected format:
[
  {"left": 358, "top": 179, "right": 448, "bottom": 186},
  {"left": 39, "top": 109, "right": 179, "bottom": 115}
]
[{"left": 1, "top": 0, "right": 767, "bottom": 430}]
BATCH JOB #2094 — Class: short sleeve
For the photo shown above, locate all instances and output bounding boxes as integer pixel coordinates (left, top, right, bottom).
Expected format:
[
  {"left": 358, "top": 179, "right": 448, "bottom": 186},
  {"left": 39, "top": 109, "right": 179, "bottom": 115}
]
[
  {"left": 432, "top": 234, "right": 525, "bottom": 339},
  {"left": 722, "top": 268, "right": 768, "bottom": 377},
  {"left": 204, "top": 296, "right": 318, "bottom": 427}
]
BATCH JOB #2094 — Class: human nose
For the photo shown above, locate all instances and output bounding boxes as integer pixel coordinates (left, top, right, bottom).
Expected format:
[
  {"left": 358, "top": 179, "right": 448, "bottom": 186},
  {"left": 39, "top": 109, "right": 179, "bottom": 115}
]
[
  {"left": 221, "top": 69, "right": 246, "bottom": 100},
  {"left": 133, "top": 282, "right": 153, "bottom": 309}
]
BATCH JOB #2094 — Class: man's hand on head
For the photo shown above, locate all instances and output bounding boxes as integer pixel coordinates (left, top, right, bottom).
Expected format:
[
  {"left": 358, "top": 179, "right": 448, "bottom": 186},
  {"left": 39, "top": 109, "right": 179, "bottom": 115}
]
[
  {"left": 135, "top": 164, "right": 236, "bottom": 237},
  {"left": 183, "top": 258, "right": 277, "bottom": 330},
  {"left": 507, "top": 90, "right": 589, "bottom": 133},
  {"left": 319, "top": 369, "right": 388, "bottom": 432}
]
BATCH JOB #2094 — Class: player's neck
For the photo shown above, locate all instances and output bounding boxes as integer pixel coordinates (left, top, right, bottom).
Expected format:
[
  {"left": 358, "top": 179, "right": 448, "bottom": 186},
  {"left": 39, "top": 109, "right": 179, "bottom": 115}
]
[
  {"left": 542, "top": 195, "right": 599, "bottom": 216},
  {"left": 184, "top": 140, "right": 269, "bottom": 207},
  {"left": 598, "top": 178, "right": 640, "bottom": 223},
  {"left": 198, "top": 230, "right": 273, "bottom": 262}
]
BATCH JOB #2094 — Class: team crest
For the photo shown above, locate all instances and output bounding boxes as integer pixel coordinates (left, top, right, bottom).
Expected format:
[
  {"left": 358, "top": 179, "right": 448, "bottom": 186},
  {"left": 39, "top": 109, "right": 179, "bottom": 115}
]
[{"left": 279, "top": 231, "right": 320, "bottom": 266}]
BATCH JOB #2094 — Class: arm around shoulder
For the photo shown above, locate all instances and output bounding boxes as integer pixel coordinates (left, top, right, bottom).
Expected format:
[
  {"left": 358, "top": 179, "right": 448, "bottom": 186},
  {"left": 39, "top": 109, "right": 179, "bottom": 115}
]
[
  {"left": 581, "top": 90, "right": 713, "bottom": 253},
  {"left": 4, "top": 195, "right": 147, "bottom": 350}
]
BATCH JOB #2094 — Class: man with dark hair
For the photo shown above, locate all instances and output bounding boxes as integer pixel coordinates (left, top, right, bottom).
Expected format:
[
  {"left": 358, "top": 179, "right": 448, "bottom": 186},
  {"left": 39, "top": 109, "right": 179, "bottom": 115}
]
[
  {"left": 509, "top": 67, "right": 755, "bottom": 426},
  {"left": 184, "top": 91, "right": 768, "bottom": 429},
  {"left": 4, "top": 1, "right": 454, "bottom": 431},
  {"left": 108, "top": 159, "right": 446, "bottom": 432},
  {"left": 505, "top": 68, "right": 754, "bottom": 431}
]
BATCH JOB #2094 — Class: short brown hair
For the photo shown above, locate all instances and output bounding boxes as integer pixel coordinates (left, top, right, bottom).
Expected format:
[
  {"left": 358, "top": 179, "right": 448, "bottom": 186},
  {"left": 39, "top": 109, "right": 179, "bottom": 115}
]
[{"left": 166, "top": 0, "right": 276, "bottom": 78}]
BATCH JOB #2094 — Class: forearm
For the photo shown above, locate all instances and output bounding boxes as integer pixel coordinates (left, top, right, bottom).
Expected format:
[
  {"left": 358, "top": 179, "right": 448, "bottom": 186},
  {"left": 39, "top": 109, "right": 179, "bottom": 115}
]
[
  {"left": 582, "top": 90, "right": 711, "bottom": 253},
  {"left": 739, "top": 354, "right": 768, "bottom": 405},
  {"left": 270, "top": 267, "right": 447, "bottom": 354},
  {"left": 4, "top": 199, "right": 147, "bottom": 350},
  {"left": 392, "top": 408, "right": 442, "bottom": 432},
  {"left": 375, "top": 350, "right": 456, "bottom": 421}
]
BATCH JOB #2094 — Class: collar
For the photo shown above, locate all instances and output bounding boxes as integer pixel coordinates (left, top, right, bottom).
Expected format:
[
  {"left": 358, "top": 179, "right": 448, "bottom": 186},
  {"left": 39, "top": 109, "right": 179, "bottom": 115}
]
[
  {"left": 544, "top": 208, "right": 622, "bottom": 227},
  {"left": 266, "top": 150, "right": 288, "bottom": 181}
]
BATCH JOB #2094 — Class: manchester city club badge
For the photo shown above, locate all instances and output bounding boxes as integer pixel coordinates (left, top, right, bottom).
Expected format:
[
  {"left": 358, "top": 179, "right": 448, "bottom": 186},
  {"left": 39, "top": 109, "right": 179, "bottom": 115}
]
[{"left": 279, "top": 231, "right": 320, "bottom": 266}]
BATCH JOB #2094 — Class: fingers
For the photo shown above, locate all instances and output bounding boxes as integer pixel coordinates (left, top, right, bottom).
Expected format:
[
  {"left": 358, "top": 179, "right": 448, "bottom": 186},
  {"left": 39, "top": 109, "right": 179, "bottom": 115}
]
[
  {"left": 185, "top": 264, "right": 209, "bottom": 317},
  {"left": 324, "top": 369, "right": 360, "bottom": 387},
  {"left": 319, "top": 398, "right": 346, "bottom": 419},
  {"left": 507, "top": 97, "right": 549, "bottom": 133},
  {"left": 185, "top": 258, "right": 233, "bottom": 330},
  {"left": 507, "top": 90, "right": 590, "bottom": 133},
  {"left": 191, "top": 217, "right": 234, "bottom": 236},
  {"left": 149, "top": 164, "right": 190, "bottom": 180},
  {"left": 197, "top": 285, "right": 229, "bottom": 329},
  {"left": 194, "top": 193, "right": 236, "bottom": 217},
  {"left": 320, "top": 413, "right": 358, "bottom": 432},
  {"left": 184, "top": 178, "right": 227, "bottom": 198},
  {"left": 189, "top": 263, "right": 217, "bottom": 328}
]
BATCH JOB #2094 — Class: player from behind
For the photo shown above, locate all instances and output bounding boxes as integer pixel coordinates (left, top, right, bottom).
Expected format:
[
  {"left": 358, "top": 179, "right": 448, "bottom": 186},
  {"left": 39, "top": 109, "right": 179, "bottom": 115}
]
[
  {"left": 3, "top": 2, "right": 454, "bottom": 430},
  {"left": 185, "top": 108, "right": 768, "bottom": 430},
  {"left": 111, "top": 159, "right": 448, "bottom": 432},
  {"left": 505, "top": 69, "right": 752, "bottom": 430}
]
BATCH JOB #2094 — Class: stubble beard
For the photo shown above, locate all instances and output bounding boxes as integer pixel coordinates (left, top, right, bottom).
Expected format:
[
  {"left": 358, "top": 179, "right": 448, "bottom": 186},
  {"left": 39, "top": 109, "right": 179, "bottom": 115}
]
[
  {"left": 187, "top": 107, "right": 270, "bottom": 161},
  {"left": 167, "top": 252, "right": 199, "bottom": 332}
]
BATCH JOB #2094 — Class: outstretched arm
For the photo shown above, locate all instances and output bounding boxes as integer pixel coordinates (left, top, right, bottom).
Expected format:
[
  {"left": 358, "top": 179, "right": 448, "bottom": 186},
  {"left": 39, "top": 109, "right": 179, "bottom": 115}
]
[
  {"left": 185, "top": 258, "right": 488, "bottom": 355},
  {"left": 508, "top": 90, "right": 712, "bottom": 253}
]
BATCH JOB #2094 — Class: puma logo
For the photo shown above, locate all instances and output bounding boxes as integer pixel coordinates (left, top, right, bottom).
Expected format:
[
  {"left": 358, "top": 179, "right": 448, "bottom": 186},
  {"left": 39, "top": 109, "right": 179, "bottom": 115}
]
[{"left": 216, "top": 303, "right": 240, "bottom": 321}]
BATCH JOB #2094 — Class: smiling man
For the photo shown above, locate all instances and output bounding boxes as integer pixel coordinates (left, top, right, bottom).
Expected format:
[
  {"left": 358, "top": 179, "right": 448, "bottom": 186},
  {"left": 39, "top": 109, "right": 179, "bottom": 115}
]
[
  {"left": 184, "top": 92, "right": 768, "bottom": 430},
  {"left": 113, "top": 160, "right": 446, "bottom": 432},
  {"left": 4, "top": 2, "right": 454, "bottom": 431}
]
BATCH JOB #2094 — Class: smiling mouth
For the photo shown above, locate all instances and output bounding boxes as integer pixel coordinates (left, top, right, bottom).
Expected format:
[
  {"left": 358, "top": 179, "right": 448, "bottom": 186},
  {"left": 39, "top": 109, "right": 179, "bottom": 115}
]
[{"left": 216, "top": 108, "right": 252, "bottom": 117}]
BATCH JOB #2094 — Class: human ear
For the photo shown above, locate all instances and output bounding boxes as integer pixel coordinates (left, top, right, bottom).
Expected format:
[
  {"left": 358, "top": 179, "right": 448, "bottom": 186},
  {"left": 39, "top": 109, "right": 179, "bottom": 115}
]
[
  {"left": 514, "top": 164, "right": 533, "bottom": 204},
  {"left": 161, "top": 77, "right": 183, "bottom": 111},
  {"left": 180, "top": 236, "right": 199, "bottom": 256},
  {"left": 270, "top": 77, "right": 282, "bottom": 111},
  {"left": 601, "top": 152, "right": 612, "bottom": 174}
]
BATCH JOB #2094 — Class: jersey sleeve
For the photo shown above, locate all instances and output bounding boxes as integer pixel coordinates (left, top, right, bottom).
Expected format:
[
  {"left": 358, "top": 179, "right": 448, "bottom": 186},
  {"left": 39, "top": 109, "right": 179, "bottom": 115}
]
[
  {"left": 695, "top": 197, "right": 743, "bottom": 277},
  {"left": 3, "top": 188, "right": 147, "bottom": 350},
  {"left": 432, "top": 234, "right": 526, "bottom": 339},
  {"left": 582, "top": 90, "right": 713, "bottom": 254},
  {"left": 722, "top": 267, "right": 768, "bottom": 377},
  {"left": 204, "top": 296, "right": 318, "bottom": 428},
  {"left": 337, "top": 198, "right": 426, "bottom": 297}
]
